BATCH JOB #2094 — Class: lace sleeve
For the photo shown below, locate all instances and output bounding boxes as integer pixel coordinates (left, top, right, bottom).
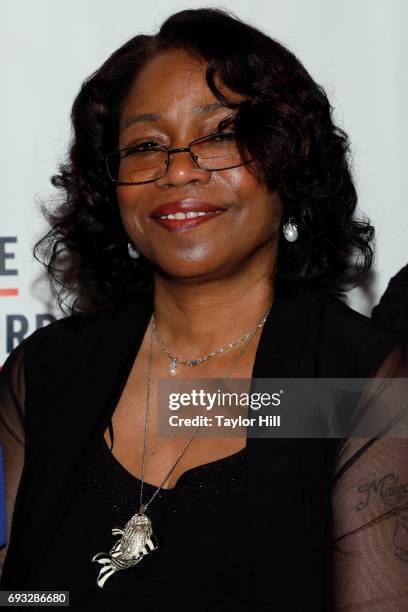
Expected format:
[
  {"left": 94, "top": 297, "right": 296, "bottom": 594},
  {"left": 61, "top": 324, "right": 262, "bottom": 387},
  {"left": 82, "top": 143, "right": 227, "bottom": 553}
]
[
  {"left": 332, "top": 344, "right": 408, "bottom": 610},
  {"left": 0, "top": 344, "right": 25, "bottom": 569}
]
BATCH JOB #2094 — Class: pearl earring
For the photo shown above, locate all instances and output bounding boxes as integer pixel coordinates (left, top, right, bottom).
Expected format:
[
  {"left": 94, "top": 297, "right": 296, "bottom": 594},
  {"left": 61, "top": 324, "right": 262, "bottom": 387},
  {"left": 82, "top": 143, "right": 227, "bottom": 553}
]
[
  {"left": 283, "top": 218, "right": 299, "bottom": 242},
  {"left": 128, "top": 242, "right": 140, "bottom": 259}
]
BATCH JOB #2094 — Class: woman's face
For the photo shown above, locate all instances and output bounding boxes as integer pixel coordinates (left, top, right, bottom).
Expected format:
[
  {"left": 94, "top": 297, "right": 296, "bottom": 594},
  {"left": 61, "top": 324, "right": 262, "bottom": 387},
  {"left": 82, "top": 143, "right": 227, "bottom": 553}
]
[{"left": 117, "top": 48, "right": 283, "bottom": 281}]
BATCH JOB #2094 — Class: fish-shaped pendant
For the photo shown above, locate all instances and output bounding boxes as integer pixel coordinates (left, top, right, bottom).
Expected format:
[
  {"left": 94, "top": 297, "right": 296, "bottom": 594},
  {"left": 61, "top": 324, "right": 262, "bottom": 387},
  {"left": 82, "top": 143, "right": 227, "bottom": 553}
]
[{"left": 92, "top": 511, "right": 158, "bottom": 588}]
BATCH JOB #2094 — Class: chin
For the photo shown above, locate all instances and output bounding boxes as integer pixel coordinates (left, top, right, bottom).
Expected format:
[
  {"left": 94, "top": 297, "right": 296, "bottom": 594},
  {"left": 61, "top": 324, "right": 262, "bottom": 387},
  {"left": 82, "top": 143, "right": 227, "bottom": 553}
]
[{"left": 152, "top": 256, "right": 229, "bottom": 282}]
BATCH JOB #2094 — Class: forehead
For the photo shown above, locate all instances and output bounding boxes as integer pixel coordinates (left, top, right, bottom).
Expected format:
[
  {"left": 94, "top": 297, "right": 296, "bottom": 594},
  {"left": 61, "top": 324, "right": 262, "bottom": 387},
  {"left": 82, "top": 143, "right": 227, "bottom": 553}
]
[{"left": 120, "top": 48, "right": 239, "bottom": 116}]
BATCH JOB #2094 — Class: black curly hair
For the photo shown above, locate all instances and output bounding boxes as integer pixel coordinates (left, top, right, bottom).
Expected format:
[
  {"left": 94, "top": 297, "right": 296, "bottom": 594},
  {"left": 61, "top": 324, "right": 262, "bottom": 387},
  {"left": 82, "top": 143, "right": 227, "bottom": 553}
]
[{"left": 34, "top": 7, "right": 374, "bottom": 313}]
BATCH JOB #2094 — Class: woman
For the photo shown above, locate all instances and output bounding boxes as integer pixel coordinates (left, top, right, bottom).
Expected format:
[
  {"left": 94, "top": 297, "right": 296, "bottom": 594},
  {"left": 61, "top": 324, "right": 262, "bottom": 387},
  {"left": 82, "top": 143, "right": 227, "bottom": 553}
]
[{"left": 0, "top": 8, "right": 407, "bottom": 611}]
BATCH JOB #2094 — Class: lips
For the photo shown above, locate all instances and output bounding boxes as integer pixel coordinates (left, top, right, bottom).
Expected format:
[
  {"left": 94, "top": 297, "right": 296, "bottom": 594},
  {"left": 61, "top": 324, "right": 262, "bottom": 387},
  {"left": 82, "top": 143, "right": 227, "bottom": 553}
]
[
  {"left": 151, "top": 200, "right": 227, "bottom": 233},
  {"left": 151, "top": 200, "right": 226, "bottom": 218}
]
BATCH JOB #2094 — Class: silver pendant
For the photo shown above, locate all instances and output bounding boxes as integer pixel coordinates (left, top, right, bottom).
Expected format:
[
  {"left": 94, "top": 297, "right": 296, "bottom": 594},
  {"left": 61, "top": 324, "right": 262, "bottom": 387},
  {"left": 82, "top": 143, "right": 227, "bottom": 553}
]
[
  {"left": 92, "top": 511, "right": 158, "bottom": 588},
  {"left": 169, "top": 357, "right": 177, "bottom": 376}
]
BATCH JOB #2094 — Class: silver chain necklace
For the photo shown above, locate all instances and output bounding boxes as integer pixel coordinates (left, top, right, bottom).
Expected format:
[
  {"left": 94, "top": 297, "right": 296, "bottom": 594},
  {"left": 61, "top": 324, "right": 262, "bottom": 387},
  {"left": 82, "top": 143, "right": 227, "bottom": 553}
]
[
  {"left": 92, "top": 305, "right": 271, "bottom": 588},
  {"left": 152, "top": 304, "right": 272, "bottom": 376}
]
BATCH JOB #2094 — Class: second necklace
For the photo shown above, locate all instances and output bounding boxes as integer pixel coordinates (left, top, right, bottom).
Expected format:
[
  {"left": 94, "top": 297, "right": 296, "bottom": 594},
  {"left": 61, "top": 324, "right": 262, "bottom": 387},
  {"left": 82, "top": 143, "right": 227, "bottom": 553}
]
[{"left": 152, "top": 304, "right": 272, "bottom": 376}]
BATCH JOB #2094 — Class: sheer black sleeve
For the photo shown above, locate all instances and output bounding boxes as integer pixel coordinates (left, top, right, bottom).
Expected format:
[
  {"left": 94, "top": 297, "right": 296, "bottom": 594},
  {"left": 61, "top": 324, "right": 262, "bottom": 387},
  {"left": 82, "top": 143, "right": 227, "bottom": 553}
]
[
  {"left": 332, "top": 344, "right": 408, "bottom": 610},
  {"left": 0, "top": 344, "right": 25, "bottom": 569}
]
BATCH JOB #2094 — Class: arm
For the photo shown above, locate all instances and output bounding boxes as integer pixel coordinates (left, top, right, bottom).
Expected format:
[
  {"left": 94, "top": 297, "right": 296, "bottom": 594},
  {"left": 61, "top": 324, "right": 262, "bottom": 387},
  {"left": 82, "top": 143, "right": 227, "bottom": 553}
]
[
  {"left": 332, "top": 344, "right": 408, "bottom": 610},
  {"left": 0, "top": 345, "right": 26, "bottom": 570}
]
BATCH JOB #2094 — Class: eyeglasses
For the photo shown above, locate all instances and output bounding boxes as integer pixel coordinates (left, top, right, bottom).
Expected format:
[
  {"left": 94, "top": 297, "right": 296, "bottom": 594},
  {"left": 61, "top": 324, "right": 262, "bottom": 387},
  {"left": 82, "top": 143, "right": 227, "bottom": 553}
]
[{"left": 104, "top": 131, "right": 253, "bottom": 185}]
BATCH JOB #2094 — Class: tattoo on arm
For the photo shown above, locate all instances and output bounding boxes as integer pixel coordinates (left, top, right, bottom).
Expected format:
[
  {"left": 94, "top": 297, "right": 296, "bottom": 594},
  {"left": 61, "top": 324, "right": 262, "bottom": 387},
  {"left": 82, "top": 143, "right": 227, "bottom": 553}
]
[{"left": 355, "top": 472, "right": 408, "bottom": 562}]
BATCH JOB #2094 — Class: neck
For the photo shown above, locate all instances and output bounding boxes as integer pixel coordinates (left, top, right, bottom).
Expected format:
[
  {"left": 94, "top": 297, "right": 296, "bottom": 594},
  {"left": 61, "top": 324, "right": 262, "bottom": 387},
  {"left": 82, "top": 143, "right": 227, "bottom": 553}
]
[{"left": 152, "top": 264, "right": 275, "bottom": 359}]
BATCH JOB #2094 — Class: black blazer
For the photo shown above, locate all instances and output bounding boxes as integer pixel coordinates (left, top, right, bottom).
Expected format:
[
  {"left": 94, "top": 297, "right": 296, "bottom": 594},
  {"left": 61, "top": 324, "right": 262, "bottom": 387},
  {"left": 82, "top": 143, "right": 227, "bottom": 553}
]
[{"left": 0, "top": 286, "right": 399, "bottom": 610}]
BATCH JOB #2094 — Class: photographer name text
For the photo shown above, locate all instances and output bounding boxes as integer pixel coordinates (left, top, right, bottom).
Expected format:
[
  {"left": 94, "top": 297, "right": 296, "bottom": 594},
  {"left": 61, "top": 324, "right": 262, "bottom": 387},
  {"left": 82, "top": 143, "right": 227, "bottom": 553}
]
[{"left": 168, "top": 414, "right": 281, "bottom": 428}]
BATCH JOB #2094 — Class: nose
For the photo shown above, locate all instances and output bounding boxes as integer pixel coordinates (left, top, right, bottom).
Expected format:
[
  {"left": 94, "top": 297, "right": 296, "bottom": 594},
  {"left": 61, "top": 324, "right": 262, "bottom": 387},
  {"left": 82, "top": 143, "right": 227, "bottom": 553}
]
[{"left": 154, "top": 148, "right": 211, "bottom": 188}]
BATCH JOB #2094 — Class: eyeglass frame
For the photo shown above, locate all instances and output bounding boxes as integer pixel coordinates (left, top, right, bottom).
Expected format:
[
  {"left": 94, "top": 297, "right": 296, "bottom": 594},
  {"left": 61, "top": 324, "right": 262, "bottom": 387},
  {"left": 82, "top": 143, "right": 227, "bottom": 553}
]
[{"left": 104, "top": 130, "right": 254, "bottom": 186}]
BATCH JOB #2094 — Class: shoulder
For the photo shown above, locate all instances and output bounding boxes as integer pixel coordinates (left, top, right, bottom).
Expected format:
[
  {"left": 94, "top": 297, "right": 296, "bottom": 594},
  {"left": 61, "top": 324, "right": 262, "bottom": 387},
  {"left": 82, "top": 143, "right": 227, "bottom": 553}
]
[
  {"left": 0, "top": 309, "right": 105, "bottom": 399},
  {"left": 21, "top": 290, "right": 153, "bottom": 352},
  {"left": 315, "top": 289, "right": 385, "bottom": 332},
  {"left": 10, "top": 310, "right": 105, "bottom": 381},
  {"left": 320, "top": 289, "right": 395, "bottom": 337},
  {"left": 294, "top": 287, "right": 399, "bottom": 377},
  {"left": 286, "top": 285, "right": 394, "bottom": 335},
  {"left": 7, "top": 290, "right": 153, "bottom": 387}
]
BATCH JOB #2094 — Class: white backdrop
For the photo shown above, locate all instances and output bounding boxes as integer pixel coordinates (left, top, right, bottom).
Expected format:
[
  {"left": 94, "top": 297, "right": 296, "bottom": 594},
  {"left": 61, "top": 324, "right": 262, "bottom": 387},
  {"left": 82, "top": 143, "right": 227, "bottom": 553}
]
[{"left": 1, "top": 0, "right": 407, "bottom": 364}]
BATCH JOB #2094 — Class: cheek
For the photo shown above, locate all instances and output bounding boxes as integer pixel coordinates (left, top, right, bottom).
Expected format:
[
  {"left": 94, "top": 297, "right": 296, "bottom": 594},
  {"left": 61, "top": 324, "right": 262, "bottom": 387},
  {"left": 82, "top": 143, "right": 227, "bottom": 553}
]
[
  {"left": 116, "top": 187, "right": 146, "bottom": 236},
  {"left": 229, "top": 171, "right": 283, "bottom": 230}
]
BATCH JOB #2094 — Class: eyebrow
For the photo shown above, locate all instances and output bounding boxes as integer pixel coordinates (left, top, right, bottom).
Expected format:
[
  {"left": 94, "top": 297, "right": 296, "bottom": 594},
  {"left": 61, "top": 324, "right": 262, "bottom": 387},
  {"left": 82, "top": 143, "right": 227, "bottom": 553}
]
[{"left": 120, "top": 102, "right": 227, "bottom": 133}]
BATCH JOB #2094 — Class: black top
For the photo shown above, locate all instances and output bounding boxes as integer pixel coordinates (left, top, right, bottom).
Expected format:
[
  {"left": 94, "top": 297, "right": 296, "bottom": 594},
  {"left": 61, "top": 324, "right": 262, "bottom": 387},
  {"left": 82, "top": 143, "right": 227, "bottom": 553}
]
[
  {"left": 1, "top": 286, "right": 408, "bottom": 610},
  {"left": 37, "top": 435, "right": 249, "bottom": 611}
]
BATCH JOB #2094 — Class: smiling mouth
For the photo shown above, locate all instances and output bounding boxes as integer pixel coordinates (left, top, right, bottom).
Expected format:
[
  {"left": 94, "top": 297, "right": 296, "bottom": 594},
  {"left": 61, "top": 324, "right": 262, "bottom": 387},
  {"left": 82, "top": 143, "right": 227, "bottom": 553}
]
[
  {"left": 152, "top": 208, "right": 226, "bottom": 232},
  {"left": 157, "top": 210, "right": 224, "bottom": 220}
]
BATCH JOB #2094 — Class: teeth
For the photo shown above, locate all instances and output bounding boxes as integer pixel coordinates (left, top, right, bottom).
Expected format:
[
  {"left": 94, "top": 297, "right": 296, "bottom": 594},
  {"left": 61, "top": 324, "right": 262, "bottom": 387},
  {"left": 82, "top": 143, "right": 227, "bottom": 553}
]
[{"left": 158, "top": 210, "right": 221, "bottom": 220}]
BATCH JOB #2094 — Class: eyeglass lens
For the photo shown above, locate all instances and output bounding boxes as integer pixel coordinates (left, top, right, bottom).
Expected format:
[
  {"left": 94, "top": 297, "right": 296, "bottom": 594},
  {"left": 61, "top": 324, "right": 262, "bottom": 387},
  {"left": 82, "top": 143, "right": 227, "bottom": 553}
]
[{"left": 107, "top": 133, "right": 247, "bottom": 184}]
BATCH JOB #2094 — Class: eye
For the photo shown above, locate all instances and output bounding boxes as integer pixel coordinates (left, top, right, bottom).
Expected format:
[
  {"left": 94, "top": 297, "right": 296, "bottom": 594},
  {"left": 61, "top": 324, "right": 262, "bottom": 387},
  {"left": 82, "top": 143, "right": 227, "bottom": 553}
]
[
  {"left": 213, "top": 131, "right": 236, "bottom": 141},
  {"left": 131, "top": 140, "right": 162, "bottom": 150},
  {"left": 121, "top": 140, "right": 164, "bottom": 156}
]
